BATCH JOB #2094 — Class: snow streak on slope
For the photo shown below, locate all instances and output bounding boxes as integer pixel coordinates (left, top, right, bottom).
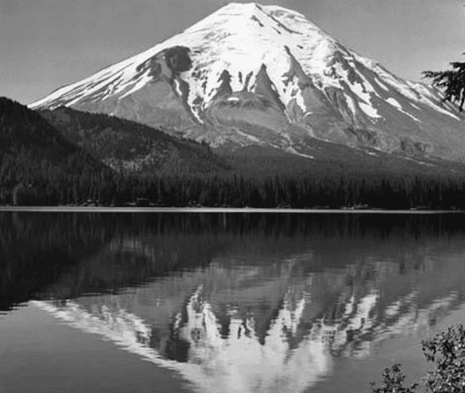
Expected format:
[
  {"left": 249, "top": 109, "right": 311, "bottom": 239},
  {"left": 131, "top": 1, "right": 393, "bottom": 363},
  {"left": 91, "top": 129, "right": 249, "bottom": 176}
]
[
  {"left": 386, "top": 97, "right": 421, "bottom": 122},
  {"left": 354, "top": 55, "right": 460, "bottom": 120}
]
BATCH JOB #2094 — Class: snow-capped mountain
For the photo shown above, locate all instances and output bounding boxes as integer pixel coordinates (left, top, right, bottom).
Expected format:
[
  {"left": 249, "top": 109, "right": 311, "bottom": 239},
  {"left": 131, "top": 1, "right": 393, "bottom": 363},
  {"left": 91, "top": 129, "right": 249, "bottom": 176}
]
[{"left": 30, "top": 3, "right": 465, "bottom": 161}]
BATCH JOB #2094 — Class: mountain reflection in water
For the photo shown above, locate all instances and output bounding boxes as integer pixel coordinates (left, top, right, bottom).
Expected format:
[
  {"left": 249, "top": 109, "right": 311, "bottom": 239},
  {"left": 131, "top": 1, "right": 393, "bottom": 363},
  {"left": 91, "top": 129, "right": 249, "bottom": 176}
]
[{"left": 3, "top": 212, "right": 465, "bottom": 393}]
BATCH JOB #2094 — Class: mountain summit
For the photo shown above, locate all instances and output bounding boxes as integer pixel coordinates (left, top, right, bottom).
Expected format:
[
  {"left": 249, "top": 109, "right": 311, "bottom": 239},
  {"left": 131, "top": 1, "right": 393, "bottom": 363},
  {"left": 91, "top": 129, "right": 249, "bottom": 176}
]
[{"left": 30, "top": 3, "right": 465, "bottom": 162}]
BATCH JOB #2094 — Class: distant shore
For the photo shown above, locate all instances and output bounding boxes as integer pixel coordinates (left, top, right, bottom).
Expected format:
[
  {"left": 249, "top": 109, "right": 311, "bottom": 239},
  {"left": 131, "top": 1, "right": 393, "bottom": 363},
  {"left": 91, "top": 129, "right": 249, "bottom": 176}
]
[{"left": 0, "top": 206, "right": 463, "bottom": 214}]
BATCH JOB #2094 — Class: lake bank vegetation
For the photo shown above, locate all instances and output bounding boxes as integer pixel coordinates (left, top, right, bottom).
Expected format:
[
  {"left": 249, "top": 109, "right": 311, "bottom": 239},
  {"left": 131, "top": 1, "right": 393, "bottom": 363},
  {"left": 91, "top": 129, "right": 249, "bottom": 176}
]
[
  {"left": 369, "top": 325, "right": 465, "bottom": 393},
  {"left": 2, "top": 170, "right": 465, "bottom": 210}
]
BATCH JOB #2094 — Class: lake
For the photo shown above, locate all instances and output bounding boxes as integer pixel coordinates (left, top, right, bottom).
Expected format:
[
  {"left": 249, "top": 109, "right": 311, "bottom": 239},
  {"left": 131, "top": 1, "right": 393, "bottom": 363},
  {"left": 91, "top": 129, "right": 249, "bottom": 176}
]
[{"left": 1, "top": 211, "right": 465, "bottom": 393}]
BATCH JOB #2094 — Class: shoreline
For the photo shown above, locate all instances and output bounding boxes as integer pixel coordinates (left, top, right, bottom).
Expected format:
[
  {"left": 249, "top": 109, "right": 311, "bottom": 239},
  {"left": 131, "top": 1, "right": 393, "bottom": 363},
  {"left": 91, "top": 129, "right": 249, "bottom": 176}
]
[{"left": 0, "top": 206, "right": 463, "bottom": 214}]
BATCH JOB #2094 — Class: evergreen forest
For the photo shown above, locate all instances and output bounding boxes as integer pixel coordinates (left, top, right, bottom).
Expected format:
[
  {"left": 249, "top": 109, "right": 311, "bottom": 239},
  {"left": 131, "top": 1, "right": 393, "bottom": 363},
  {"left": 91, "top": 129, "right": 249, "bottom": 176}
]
[{"left": 2, "top": 96, "right": 465, "bottom": 210}]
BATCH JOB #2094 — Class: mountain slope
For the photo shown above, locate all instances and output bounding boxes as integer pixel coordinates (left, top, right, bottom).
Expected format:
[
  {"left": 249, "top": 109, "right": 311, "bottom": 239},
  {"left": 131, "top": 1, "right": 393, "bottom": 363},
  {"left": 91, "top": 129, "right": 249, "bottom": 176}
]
[
  {"left": 30, "top": 3, "right": 465, "bottom": 162},
  {"left": 39, "top": 107, "right": 231, "bottom": 176},
  {"left": 40, "top": 106, "right": 465, "bottom": 180}
]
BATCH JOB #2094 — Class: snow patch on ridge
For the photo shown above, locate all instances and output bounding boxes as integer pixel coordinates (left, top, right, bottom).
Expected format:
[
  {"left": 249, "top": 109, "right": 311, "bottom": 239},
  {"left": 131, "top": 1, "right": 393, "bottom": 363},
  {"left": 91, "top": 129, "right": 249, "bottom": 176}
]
[
  {"left": 386, "top": 97, "right": 402, "bottom": 109},
  {"left": 375, "top": 78, "right": 389, "bottom": 91},
  {"left": 120, "top": 72, "right": 153, "bottom": 99},
  {"left": 234, "top": 129, "right": 262, "bottom": 144},
  {"left": 346, "top": 95, "right": 357, "bottom": 116},
  {"left": 420, "top": 97, "right": 460, "bottom": 120},
  {"left": 286, "top": 146, "right": 314, "bottom": 159},
  {"left": 386, "top": 97, "right": 421, "bottom": 122},
  {"left": 359, "top": 102, "right": 381, "bottom": 119}
]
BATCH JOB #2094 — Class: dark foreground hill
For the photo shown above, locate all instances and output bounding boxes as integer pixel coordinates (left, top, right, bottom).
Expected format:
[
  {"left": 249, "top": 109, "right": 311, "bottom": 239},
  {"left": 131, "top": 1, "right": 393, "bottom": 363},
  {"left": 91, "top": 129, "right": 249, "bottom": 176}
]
[
  {"left": 0, "top": 97, "right": 112, "bottom": 204},
  {"left": 0, "top": 98, "right": 103, "bottom": 170}
]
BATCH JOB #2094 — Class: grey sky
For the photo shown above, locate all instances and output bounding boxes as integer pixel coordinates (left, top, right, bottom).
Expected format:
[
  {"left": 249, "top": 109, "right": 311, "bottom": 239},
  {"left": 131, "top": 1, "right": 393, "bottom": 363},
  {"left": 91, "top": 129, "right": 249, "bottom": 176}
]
[{"left": 1, "top": 0, "right": 464, "bottom": 105}]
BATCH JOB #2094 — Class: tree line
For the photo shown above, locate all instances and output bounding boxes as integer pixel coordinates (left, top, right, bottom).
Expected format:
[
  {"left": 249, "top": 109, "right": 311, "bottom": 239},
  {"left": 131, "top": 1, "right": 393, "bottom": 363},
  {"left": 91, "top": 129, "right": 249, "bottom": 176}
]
[{"left": 3, "top": 163, "right": 465, "bottom": 210}]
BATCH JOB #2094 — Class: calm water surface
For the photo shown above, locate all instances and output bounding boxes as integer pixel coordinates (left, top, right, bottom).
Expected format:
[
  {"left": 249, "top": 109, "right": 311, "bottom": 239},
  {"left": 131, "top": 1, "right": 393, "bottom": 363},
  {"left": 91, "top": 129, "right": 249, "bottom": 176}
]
[{"left": 1, "top": 212, "right": 465, "bottom": 393}]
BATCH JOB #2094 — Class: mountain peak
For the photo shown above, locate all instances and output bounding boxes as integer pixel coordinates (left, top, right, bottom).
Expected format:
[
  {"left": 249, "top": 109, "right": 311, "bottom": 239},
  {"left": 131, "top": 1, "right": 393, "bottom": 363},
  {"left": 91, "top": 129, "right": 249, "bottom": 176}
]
[
  {"left": 220, "top": 2, "right": 264, "bottom": 12},
  {"left": 30, "top": 1, "right": 337, "bottom": 113},
  {"left": 216, "top": 3, "right": 307, "bottom": 20},
  {"left": 30, "top": 2, "right": 465, "bottom": 163}
]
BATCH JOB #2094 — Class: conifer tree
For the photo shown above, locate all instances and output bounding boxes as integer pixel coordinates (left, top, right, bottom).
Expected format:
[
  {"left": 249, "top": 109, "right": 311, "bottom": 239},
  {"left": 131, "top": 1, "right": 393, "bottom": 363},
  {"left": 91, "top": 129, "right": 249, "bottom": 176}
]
[{"left": 423, "top": 60, "right": 465, "bottom": 111}]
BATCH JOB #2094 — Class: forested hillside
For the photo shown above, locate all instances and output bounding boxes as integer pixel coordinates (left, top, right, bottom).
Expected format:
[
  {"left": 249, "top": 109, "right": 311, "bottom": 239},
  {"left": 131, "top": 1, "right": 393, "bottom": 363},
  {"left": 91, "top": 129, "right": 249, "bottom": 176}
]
[
  {"left": 40, "top": 107, "right": 231, "bottom": 176},
  {"left": 2, "top": 97, "right": 465, "bottom": 209},
  {"left": 0, "top": 97, "right": 115, "bottom": 205}
]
